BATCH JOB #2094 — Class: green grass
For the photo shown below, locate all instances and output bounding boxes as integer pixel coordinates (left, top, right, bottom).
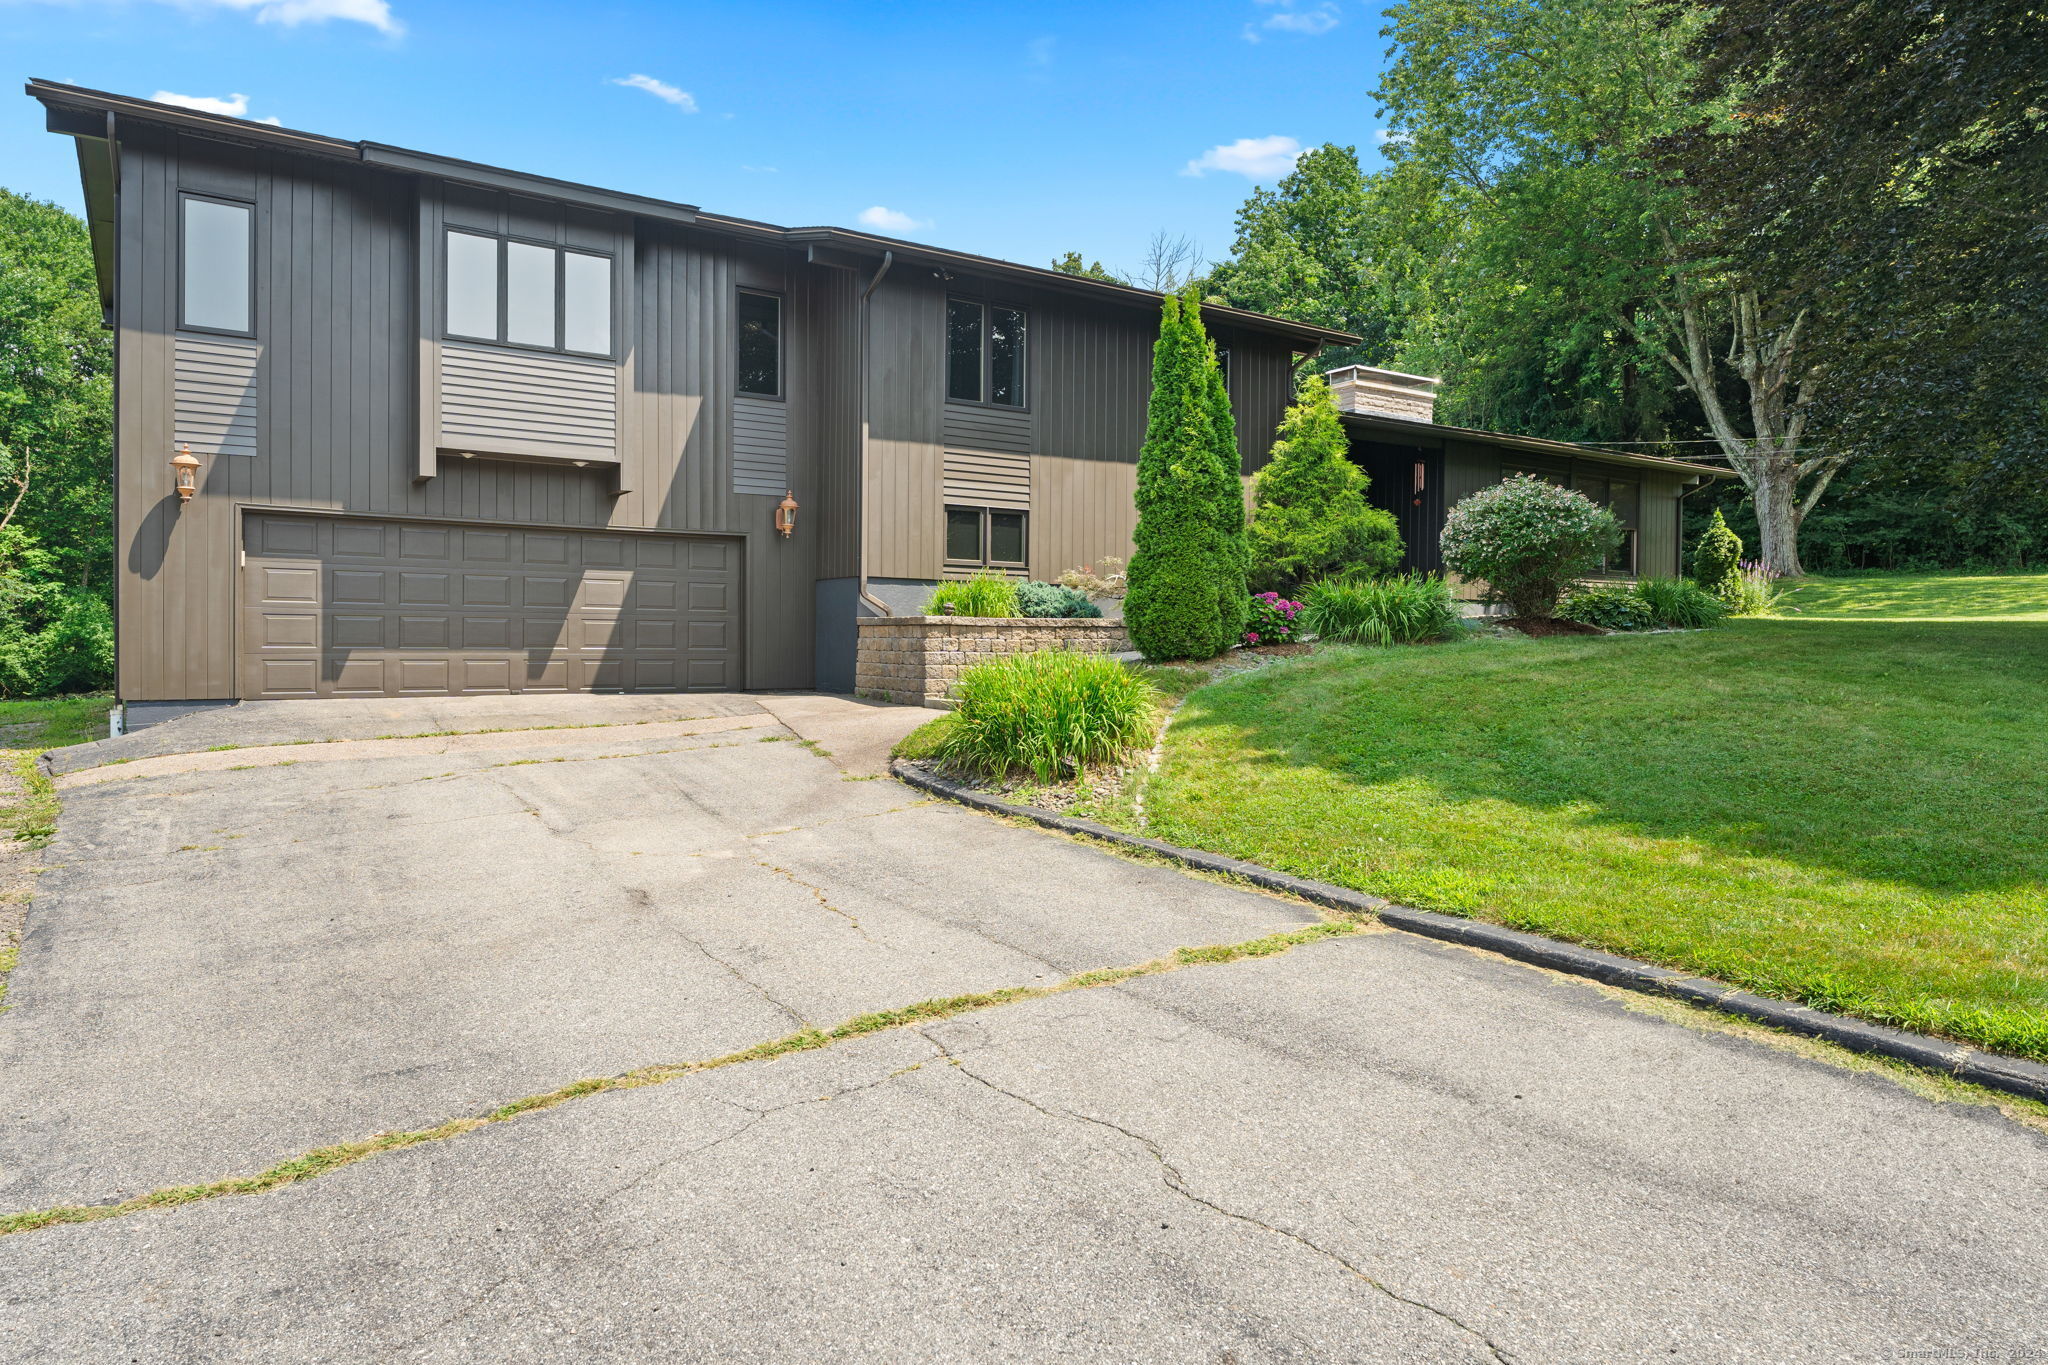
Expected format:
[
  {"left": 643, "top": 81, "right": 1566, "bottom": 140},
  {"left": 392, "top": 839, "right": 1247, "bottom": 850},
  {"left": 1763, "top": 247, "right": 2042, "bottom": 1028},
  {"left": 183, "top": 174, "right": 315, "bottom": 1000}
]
[
  {"left": 1777, "top": 572, "right": 2048, "bottom": 621},
  {"left": 1107, "top": 570, "right": 2048, "bottom": 1061},
  {"left": 0, "top": 697, "right": 107, "bottom": 847},
  {"left": 937, "top": 651, "right": 1159, "bottom": 782}
]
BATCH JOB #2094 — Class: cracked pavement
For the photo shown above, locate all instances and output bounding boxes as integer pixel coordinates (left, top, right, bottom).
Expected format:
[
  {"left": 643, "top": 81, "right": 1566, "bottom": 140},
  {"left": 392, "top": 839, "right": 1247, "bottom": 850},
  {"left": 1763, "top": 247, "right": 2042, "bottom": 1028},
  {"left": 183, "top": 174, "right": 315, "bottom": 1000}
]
[{"left": 2, "top": 694, "right": 2046, "bottom": 1362}]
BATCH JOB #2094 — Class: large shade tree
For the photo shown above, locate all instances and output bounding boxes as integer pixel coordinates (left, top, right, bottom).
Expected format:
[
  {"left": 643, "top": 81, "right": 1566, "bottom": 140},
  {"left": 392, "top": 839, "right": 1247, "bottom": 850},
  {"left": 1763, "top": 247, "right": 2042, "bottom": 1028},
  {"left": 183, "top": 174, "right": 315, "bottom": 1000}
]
[
  {"left": 1664, "top": 0, "right": 2048, "bottom": 517},
  {"left": 1376, "top": 0, "right": 1834, "bottom": 575}
]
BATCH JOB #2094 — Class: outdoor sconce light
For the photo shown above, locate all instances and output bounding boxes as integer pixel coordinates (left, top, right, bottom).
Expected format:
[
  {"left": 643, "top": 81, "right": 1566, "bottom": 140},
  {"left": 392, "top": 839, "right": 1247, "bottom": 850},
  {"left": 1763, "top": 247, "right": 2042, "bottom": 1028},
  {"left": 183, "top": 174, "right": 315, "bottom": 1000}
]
[
  {"left": 775, "top": 489, "right": 799, "bottom": 539},
  {"left": 170, "top": 444, "right": 201, "bottom": 504}
]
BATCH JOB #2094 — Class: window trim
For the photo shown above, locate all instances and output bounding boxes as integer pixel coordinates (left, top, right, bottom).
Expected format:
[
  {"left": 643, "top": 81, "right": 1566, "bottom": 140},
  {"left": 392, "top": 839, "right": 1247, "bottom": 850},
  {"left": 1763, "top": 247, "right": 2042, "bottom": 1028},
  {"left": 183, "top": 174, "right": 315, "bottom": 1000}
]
[
  {"left": 942, "top": 504, "right": 1029, "bottom": 570},
  {"left": 177, "top": 191, "right": 257, "bottom": 339},
  {"left": 441, "top": 228, "right": 617, "bottom": 361},
  {"left": 944, "top": 295, "right": 1030, "bottom": 412},
  {"left": 735, "top": 287, "right": 785, "bottom": 401}
]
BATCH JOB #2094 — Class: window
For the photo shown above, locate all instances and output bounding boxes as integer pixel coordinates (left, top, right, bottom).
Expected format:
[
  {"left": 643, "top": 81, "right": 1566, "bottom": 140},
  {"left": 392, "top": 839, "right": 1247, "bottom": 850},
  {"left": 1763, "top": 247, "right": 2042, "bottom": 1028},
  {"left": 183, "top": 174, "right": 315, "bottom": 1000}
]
[
  {"left": 945, "top": 297, "right": 1027, "bottom": 407},
  {"left": 1575, "top": 473, "right": 1640, "bottom": 574},
  {"left": 180, "top": 194, "right": 253, "bottom": 335},
  {"left": 1215, "top": 347, "right": 1230, "bottom": 386},
  {"left": 443, "top": 229, "right": 613, "bottom": 357},
  {"left": 944, "top": 506, "right": 1027, "bottom": 567},
  {"left": 737, "top": 291, "right": 782, "bottom": 397}
]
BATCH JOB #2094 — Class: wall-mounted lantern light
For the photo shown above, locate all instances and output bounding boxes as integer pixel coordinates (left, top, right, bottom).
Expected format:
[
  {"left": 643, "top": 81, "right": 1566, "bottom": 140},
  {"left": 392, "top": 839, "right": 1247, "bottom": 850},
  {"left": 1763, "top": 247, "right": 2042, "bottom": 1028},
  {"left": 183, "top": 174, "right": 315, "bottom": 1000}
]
[
  {"left": 170, "top": 444, "right": 201, "bottom": 504},
  {"left": 775, "top": 489, "right": 799, "bottom": 538}
]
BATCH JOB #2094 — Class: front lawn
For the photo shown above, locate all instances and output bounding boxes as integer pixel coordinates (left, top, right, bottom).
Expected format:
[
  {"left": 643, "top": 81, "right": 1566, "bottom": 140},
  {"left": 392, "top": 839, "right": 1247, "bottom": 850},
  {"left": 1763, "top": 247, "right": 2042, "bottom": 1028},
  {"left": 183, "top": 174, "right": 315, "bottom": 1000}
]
[{"left": 1093, "top": 572, "right": 2048, "bottom": 1060}]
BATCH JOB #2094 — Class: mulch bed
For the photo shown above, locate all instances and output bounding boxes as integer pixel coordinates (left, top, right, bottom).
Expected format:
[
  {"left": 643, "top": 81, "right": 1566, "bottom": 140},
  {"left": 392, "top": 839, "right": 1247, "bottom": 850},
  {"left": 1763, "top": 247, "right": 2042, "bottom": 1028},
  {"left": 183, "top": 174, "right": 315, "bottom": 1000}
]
[
  {"left": 1497, "top": 616, "right": 1608, "bottom": 638},
  {"left": 1240, "top": 643, "right": 1312, "bottom": 657}
]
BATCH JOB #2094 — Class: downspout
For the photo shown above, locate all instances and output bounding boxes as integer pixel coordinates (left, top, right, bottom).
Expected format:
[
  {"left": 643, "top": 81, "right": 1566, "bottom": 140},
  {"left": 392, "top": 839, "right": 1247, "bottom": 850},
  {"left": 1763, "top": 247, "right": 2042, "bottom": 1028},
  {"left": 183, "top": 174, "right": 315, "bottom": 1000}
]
[{"left": 855, "top": 250, "right": 895, "bottom": 616}]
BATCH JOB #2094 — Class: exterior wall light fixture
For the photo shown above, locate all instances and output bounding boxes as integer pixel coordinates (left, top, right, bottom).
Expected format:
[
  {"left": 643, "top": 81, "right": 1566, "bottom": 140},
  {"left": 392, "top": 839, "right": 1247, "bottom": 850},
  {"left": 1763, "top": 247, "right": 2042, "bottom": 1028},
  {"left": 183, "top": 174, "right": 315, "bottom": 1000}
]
[
  {"left": 170, "top": 443, "right": 201, "bottom": 503},
  {"left": 775, "top": 490, "right": 799, "bottom": 538}
]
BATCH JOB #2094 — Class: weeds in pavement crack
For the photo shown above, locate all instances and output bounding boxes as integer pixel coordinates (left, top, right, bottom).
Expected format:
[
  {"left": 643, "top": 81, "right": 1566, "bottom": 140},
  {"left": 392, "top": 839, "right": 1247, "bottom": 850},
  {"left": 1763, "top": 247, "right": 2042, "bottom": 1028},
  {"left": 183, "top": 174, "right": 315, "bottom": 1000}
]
[{"left": 0, "top": 920, "right": 1361, "bottom": 1239}]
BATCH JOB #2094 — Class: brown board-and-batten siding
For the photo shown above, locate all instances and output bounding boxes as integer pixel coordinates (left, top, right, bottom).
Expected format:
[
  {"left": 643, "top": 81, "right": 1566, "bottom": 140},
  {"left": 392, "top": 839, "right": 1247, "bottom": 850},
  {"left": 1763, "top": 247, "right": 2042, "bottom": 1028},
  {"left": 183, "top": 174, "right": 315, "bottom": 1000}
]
[{"left": 113, "top": 126, "right": 818, "bottom": 701}]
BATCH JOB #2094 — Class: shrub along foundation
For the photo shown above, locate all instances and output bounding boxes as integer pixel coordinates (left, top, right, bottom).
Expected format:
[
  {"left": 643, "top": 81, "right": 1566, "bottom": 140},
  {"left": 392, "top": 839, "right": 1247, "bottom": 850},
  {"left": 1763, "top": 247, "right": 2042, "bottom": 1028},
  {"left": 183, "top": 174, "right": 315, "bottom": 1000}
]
[{"left": 855, "top": 617, "right": 1133, "bottom": 707}]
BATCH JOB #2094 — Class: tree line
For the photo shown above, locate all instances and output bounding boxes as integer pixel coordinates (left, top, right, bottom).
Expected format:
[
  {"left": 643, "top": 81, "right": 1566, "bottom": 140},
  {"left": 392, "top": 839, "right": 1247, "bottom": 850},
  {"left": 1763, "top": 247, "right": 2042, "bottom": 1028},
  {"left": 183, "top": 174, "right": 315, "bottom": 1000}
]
[{"left": 1068, "top": 0, "right": 2046, "bottom": 576}]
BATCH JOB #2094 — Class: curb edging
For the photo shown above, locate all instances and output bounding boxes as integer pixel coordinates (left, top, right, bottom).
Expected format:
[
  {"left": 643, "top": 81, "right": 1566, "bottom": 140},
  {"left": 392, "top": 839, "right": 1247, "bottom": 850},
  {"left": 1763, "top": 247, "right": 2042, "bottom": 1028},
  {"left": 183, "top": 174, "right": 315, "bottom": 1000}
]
[{"left": 891, "top": 760, "right": 2048, "bottom": 1106}]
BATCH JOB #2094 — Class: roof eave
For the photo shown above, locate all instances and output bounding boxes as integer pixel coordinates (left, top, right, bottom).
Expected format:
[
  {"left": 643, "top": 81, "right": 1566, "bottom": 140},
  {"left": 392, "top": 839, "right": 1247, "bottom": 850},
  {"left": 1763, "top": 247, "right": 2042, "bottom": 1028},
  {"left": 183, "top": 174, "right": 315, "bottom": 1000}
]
[
  {"left": 28, "top": 78, "right": 1362, "bottom": 349},
  {"left": 1339, "top": 410, "right": 1728, "bottom": 479}
]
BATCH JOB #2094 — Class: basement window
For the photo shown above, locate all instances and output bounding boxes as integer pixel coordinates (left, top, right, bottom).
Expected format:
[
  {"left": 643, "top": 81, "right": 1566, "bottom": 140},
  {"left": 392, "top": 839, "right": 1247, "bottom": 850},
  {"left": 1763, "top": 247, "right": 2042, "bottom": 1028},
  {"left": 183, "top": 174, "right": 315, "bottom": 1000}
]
[
  {"left": 444, "top": 229, "right": 614, "bottom": 358},
  {"left": 945, "top": 506, "right": 1027, "bottom": 568}
]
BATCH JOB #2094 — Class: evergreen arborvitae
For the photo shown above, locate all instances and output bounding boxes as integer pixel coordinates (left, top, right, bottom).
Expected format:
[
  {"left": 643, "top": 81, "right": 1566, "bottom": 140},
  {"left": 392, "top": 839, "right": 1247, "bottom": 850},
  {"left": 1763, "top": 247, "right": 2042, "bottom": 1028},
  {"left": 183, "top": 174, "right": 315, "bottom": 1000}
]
[
  {"left": 1125, "top": 292, "right": 1232, "bottom": 660},
  {"left": 1247, "top": 374, "right": 1403, "bottom": 592},
  {"left": 1193, "top": 302, "right": 1251, "bottom": 648},
  {"left": 1692, "top": 507, "right": 1744, "bottom": 602}
]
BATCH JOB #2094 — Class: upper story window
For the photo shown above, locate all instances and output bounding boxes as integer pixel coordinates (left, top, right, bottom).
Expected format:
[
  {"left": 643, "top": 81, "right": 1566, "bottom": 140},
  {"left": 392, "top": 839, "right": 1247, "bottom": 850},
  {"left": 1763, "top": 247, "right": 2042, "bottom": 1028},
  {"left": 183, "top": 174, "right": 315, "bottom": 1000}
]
[
  {"left": 180, "top": 193, "right": 253, "bottom": 335},
  {"left": 444, "top": 229, "right": 613, "bottom": 358},
  {"left": 1215, "top": 346, "right": 1230, "bottom": 386},
  {"left": 945, "top": 297, "right": 1026, "bottom": 407},
  {"left": 737, "top": 290, "right": 782, "bottom": 398}
]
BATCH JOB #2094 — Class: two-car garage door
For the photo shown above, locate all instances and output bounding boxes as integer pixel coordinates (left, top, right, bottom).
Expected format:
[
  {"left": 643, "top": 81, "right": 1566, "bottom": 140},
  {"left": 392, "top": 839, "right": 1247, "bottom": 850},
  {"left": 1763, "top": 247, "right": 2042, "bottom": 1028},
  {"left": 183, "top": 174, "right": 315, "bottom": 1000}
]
[{"left": 239, "top": 513, "right": 741, "bottom": 699}]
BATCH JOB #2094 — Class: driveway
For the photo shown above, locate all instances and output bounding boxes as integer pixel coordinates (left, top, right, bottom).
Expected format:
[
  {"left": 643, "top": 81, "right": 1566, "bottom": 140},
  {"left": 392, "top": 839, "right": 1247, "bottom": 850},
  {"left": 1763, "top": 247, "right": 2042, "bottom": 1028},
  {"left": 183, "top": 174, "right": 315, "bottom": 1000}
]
[{"left": 2, "top": 693, "right": 2044, "bottom": 1362}]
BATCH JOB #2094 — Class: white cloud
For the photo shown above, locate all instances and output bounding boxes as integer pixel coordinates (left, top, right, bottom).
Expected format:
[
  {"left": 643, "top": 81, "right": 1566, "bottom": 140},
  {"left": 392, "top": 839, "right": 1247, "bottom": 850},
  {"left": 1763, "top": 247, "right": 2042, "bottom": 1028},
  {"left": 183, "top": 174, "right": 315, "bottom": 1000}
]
[
  {"left": 1375, "top": 128, "right": 1412, "bottom": 148},
  {"left": 1181, "top": 135, "right": 1304, "bottom": 180},
  {"left": 1244, "top": 0, "right": 1339, "bottom": 40},
  {"left": 857, "top": 205, "right": 928, "bottom": 233},
  {"left": 114, "top": 0, "right": 403, "bottom": 35},
  {"left": 608, "top": 74, "right": 697, "bottom": 111},
  {"left": 1026, "top": 35, "right": 1056, "bottom": 66},
  {"left": 152, "top": 90, "right": 283, "bottom": 124}
]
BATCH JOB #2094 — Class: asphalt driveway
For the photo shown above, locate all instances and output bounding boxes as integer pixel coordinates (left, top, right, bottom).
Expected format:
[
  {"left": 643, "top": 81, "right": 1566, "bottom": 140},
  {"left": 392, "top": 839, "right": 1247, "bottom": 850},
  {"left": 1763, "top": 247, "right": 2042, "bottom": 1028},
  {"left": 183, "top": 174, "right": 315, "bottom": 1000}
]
[{"left": 2, "top": 694, "right": 2044, "bottom": 1362}]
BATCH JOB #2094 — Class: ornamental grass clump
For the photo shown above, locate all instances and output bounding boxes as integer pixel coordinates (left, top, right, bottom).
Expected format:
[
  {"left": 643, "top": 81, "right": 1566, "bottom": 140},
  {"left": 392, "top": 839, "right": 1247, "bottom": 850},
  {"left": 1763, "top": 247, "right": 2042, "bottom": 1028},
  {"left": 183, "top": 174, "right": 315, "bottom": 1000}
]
[
  {"left": 935, "top": 651, "right": 1159, "bottom": 783},
  {"left": 922, "top": 570, "right": 1019, "bottom": 618},
  {"left": 1299, "top": 573, "right": 1462, "bottom": 646},
  {"left": 1724, "top": 560, "right": 1787, "bottom": 616},
  {"left": 1633, "top": 576, "right": 1727, "bottom": 628},
  {"left": 1440, "top": 476, "right": 1623, "bottom": 619}
]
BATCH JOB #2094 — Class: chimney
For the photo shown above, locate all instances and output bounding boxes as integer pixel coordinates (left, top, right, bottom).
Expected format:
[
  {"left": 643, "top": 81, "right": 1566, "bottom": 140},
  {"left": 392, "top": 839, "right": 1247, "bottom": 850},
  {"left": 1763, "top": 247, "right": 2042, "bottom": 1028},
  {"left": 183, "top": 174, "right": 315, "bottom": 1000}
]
[{"left": 1325, "top": 364, "right": 1441, "bottom": 424}]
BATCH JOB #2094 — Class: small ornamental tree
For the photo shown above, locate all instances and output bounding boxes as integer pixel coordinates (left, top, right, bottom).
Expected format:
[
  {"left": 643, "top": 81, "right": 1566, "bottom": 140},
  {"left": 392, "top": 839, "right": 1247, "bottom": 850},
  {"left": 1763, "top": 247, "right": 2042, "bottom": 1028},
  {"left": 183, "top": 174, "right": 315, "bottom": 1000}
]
[
  {"left": 1440, "top": 475, "right": 1623, "bottom": 619},
  {"left": 1691, "top": 508, "right": 1745, "bottom": 603},
  {"left": 1248, "top": 375, "right": 1402, "bottom": 592},
  {"left": 1125, "top": 290, "right": 1239, "bottom": 660}
]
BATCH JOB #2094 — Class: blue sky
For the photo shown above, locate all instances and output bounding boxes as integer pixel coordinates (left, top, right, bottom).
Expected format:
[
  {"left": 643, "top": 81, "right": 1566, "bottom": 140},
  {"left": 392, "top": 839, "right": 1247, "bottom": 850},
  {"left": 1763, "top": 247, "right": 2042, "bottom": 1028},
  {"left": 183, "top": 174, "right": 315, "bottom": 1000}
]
[{"left": 3, "top": 0, "right": 1398, "bottom": 275}]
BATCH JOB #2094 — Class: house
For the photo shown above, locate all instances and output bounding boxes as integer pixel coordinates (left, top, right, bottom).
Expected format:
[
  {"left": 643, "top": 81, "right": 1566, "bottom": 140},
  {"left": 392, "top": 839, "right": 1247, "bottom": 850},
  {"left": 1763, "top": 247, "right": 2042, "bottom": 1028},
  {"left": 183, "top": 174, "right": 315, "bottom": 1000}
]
[
  {"left": 31, "top": 81, "right": 1722, "bottom": 719},
  {"left": 1323, "top": 366, "right": 1720, "bottom": 589}
]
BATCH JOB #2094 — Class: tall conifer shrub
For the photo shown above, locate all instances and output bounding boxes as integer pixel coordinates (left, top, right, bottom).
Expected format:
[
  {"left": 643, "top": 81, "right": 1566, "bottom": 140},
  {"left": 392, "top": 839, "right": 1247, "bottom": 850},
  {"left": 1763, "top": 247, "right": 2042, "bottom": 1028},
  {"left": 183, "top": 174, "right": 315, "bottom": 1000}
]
[
  {"left": 1248, "top": 374, "right": 1402, "bottom": 592},
  {"left": 1125, "top": 290, "right": 1243, "bottom": 660}
]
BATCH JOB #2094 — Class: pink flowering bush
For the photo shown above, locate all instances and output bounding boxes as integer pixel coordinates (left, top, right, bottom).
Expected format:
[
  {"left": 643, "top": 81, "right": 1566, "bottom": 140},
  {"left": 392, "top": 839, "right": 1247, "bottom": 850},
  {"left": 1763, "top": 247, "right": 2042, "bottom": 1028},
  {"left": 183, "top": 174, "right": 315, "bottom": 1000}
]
[{"left": 1243, "top": 591, "right": 1304, "bottom": 647}]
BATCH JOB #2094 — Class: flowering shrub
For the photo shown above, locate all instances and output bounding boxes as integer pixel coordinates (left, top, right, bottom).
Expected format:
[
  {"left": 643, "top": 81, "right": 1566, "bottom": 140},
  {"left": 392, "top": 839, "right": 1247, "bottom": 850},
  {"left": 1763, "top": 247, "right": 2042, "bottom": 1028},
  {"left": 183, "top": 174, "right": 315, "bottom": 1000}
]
[
  {"left": 1440, "top": 475, "right": 1623, "bottom": 619},
  {"left": 1725, "top": 560, "right": 1786, "bottom": 616},
  {"left": 1243, "top": 591, "right": 1303, "bottom": 647}
]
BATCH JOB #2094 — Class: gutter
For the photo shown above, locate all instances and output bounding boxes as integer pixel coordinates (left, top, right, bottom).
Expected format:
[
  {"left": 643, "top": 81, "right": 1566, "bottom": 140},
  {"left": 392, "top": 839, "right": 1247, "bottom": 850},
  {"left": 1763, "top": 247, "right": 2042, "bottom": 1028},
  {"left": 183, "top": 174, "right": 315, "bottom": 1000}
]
[{"left": 856, "top": 250, "right": 895, "bottom": 617}]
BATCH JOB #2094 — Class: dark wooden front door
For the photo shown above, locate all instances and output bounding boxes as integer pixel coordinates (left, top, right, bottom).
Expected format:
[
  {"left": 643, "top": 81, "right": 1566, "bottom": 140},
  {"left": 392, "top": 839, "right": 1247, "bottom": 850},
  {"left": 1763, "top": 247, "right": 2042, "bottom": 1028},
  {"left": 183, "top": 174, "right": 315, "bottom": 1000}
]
[{"left": 1349, "top": 439, "right": 1447, "bottom": 573}]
